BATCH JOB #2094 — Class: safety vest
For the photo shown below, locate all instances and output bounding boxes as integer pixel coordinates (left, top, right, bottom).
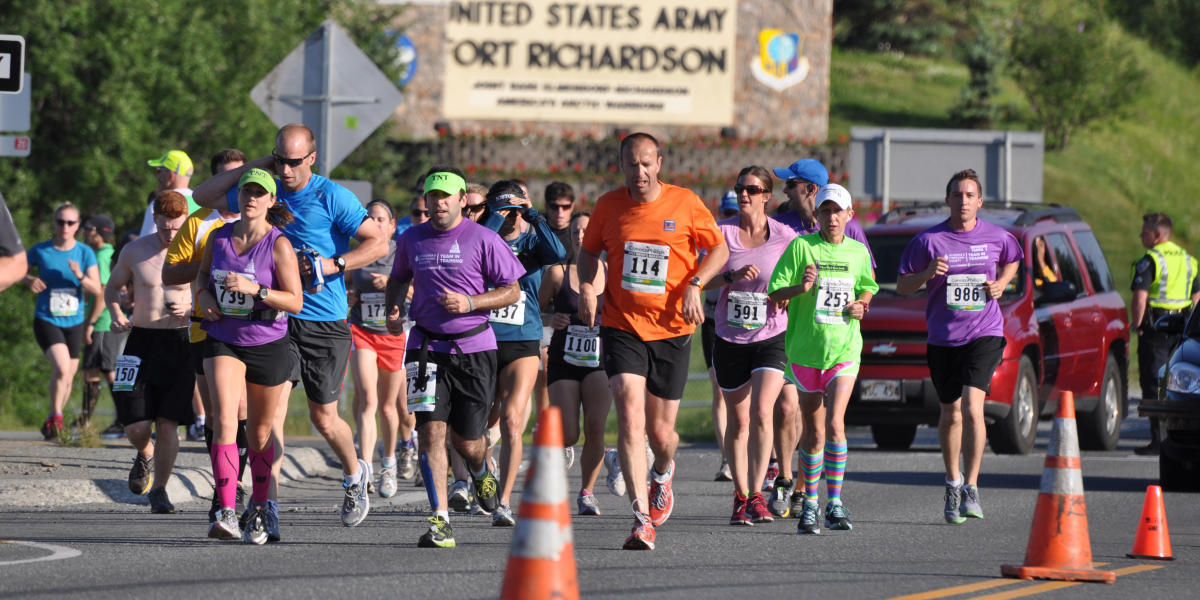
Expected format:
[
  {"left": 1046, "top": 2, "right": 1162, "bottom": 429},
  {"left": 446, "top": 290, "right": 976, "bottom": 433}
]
[{"left": 1142, "top": 240, "right": 1196, "bottom": 310}]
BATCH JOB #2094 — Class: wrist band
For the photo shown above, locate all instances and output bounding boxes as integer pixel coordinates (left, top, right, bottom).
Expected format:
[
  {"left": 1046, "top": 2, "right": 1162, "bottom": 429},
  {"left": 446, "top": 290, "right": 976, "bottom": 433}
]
[{"left": 467, "top": 295, "right": 475, "bottom": 311}]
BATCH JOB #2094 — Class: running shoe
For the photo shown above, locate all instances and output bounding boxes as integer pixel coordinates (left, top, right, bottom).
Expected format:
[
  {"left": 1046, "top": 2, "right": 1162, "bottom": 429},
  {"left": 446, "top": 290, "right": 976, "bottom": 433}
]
[
  {"left": 714, "top": 458, "right": 732, "bottom": 482},
  {"left": 148, "top": 487, "right": 175, "bottom": 514},
  {"left": 100, "top": 420, "right": 125, "bottom": 438},
  {"left": 473, "top": 469, "right": 500, "bottom": 514},
  {"left": 622, "top": 511, "right": 656, "bottom": 550},
  {"left": 492, "top": 503, "right": 516, "bottom": 527},
  {"left": 563, "top": 446, "right": 576, "bottom": 471},
  {"left": 340, "top": 459, "right": 371, "bottom": 527},
  {"left": 944, "top": 483, "right": 966, "bottom": 524},
  {"left": 264, "top": 499, "right": 281, "bottom": 542},
  {"left": 730, "top": 491, "right": 751, "bottom": 526},
  {"left": 40, "top": 415, "right": 63, "bottom": 441},
  {"left": 577, "top": 490, "right": 600, "bottom": 516},
  {"left": 207, "top": 492, "right": 221, "bottom": 523},
  {"left": 209, "top": 507, "right": 241, "bottom": 540},
  {"left": 418, "top": 515, "right": 456, "bottom": 548},
  {"left": 789, "top": 491, "right": 806, "bottom": 519},
  {"left": 379, "top": 464, "right": 398, "bottom": 499},
  {"left": 449, "top": 480, "right": 472, "bottom": 513},
  {"left": 647, "top": 461, "right": 675, "bottom": 526},
  {"left": 186, "top": 422, "right": 205, "bottom": 442},
  {"left": 797, "top": 499, "right": 821, "bottom": 535},
  {"left": 242, "top": 503, "right": 267, "bottom": 545},
  {"left": 762, "top": 461, "right": 780, "bottom": 492},
  {"left": 960, "top": 484, "right": 984, "bottom": 519},
  {"left": 128, "top": 453, "right": 154, "bottom": 495},
  {"left": 769, "top": 477, "right": 793, "bottom": 518},
  {"left": 825, "top": 500, "right": 852, "bottom": 531},
  {"left": 397, "top": 445, "right": 417, "bottom": 480},
  {"left": 747, "top": 492, "right": 774, "bottom": 524},
  {"left": 603, "top": 448, "right": 626, "bottom": 497}
]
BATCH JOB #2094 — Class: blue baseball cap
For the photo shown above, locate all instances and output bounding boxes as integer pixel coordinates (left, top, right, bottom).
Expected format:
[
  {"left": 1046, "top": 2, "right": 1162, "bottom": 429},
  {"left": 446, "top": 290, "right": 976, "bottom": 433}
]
[
  {"left": 719, "top": 190, "right": 738, "bottom": 212},
  {"left": 772, "top": 159, "right": 828, "bottom": 187}
]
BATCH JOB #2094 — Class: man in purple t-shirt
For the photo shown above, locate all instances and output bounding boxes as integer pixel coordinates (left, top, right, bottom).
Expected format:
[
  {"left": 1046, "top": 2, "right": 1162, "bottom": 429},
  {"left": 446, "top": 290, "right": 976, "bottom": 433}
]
[
  {"left": 896, "top": 169, "right": 1021, "bottom": 526},
  {"left": 772, "top": 159, "right": 875, "bottom": 269},
  {"left": 385, "top": 166, "right": 524, "bottom": 549}
]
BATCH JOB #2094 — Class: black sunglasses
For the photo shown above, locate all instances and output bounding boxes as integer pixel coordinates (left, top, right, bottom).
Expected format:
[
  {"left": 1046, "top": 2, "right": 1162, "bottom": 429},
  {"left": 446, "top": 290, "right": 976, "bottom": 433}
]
[
  {"left": 272, "top": 151, "right": 313, "bottom": 168},
  {"left": 56, "top": 219, "right": 79, "bottom": 226},
  {"left": 411, "top": 209, "right": 430, "bottom": 217},
  {"left": 547, "top": 203, "right": 573, "bottom": 211},
  {"left": 786, "top": 179, "right": 812, "bottom": 190},
  {"left": 734, "top": 184, "right": 768, "bottom": 196},
  {"left": 464, "top": 204, "right": 486, "bottom": 213}
]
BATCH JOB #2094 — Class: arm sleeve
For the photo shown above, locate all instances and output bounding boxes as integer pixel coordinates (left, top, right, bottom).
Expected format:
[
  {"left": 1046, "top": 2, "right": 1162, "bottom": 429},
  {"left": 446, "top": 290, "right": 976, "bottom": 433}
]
[
  {"left": 526, "top": 214, "right": 567, "bottom": 267},
  {"left": 898, "top": 235, "right": 931, "bottom": 276},
  {"left": 999, "top": 230, "right": 1024, "bottom": 265},
  {"left": 165, "top": 216, "right": 199, "bottom": 265},
  {"left": 483, "top": 232, "right": 526, "bottom": 288},
  {"left": 691, "top": 198, "right": 723, "bottom": 251},
  {"left": 1131, "top": 256, "right": 1154, "bottom": 291},
  {"left": 80, "top": 246, "right": 98, "bottom": 271},
  {"left": 845, "top": 219, "right": 876, "bottom": 269},
  {"left": 0, "top": 194, "right": 24, "bottom": 257},
  {"left": 389, "top": 236, "right": 412, "bottom": 283},
  {"left": 332, "top": 186, "right": 369, "bottom": 238},
  {"left": 581, "top": 198, "right": 607, "bottom": 255},
  {"left": 768, "top": 239, "right": 802, "bottom": 294},
  {"left": 857, "top": 244, "right": 880, "bottom": 295}
]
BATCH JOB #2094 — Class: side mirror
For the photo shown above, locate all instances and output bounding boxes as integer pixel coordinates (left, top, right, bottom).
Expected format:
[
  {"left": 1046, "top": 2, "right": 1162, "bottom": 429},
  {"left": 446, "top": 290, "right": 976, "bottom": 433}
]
[
  {"left": 1034, "top": 280, "right": 1077, "bottom": 305},
  {"left": 1154, "top": 312, "right": 1186, "bottom": 335}
]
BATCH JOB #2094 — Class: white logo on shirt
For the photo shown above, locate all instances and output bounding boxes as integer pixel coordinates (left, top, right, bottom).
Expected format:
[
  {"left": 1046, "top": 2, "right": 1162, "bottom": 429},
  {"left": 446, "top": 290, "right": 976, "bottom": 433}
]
[{"left": 449, "top": 241, "right": 461, "bottom": 254}]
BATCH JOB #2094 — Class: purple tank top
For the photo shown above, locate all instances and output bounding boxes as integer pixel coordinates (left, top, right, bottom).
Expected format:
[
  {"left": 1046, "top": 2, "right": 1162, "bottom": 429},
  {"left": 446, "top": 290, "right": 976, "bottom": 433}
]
[{"left": 202, "top": 227, "right": 288, "bottom": 346}]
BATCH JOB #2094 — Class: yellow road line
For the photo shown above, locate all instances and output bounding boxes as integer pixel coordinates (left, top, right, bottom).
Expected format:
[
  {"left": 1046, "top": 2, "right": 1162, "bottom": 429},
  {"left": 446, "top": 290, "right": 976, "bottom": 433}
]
[{"left": 888, "top": 579, "right": 1026, "bottom": 600}]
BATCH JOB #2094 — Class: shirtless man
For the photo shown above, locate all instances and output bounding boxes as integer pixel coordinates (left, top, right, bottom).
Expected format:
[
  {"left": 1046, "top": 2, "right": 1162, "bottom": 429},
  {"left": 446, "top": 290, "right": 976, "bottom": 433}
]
[{"left": 106, "top": 191, "right": 194, "bottom": 514}]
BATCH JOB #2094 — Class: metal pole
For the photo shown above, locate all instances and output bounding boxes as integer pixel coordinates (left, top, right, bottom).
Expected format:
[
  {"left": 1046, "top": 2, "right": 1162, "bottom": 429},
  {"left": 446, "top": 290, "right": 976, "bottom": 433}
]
[
  {"left": 318, "top": 21, "right": 333, "bottom": 176},
  {"left": 881, "top": 130, "right": 891, "bottom": 214},
  {"left": 1004, "top": 131, "right": 1012, "bottom": 208}
]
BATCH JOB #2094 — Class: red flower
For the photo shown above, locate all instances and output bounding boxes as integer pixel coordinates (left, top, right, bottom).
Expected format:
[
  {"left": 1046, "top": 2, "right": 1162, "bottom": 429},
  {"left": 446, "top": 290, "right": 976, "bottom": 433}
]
[
  {"left": 573, "top": 164, "right": 583, "bottom": 172},
  {"left": 550, "top": 165, "right": 559, "bottom": 173},
  {"left": 837, "top": 134, "right": 849, "bottom": 144},
  {"left": 436, "top": 126, "right": 448, "bottom": 137},
  {"left": 466, "top": 164, "right": 478, "bottom": 174},
  {"left": 608, "top": 165, "right": 618, "bottom": 173}
]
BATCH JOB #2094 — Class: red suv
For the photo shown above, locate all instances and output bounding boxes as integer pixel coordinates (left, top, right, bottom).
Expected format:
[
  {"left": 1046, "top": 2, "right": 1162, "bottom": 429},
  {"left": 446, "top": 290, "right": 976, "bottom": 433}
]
[{"left": 848, "top": 203, "right": 1130, "bottom": 454}]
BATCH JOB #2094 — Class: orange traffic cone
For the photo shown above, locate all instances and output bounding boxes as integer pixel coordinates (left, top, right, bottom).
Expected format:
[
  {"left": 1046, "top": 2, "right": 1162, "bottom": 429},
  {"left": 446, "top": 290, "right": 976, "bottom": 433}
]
[
  {"left": 1127, "top": 485, "right": 1174, "bottom": 560},
  {"left": 1001, "top": 391, "right": 1115, "bottom": 583},
  {"left": 500, "top": 406, "right": 579, "bottom": 600}
]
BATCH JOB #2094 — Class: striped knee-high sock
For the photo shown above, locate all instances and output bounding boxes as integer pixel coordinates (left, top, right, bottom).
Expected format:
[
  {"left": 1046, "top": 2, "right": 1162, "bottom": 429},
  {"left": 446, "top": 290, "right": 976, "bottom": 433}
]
[
  {"left": 824, "top": 440, "right": 848, "bottom": 502},
  {"left": 800, "top": 448, "right": 823, "bottom": 502}
]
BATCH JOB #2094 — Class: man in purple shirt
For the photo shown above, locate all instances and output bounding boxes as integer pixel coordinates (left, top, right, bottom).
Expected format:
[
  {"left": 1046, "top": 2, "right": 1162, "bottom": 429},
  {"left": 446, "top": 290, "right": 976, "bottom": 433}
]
[
  {"left": 896, "top": 169, "right": 1021, "bottom": 525},
  {"left": 772, "top": 159, "right": 875, "bottom": 269},
  {"left": 385, "top": 166, "right": 525, "bottom": 548}
]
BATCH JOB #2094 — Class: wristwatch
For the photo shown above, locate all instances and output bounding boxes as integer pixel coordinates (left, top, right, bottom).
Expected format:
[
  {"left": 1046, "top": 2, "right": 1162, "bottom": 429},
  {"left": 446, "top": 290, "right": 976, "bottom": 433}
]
[
  {"left": 722, "top": 270, "right": 733, "bottom": 284},
  {"left": 256, "top": 284, "right": 269, "bottom": 301},
  {"left": 689, "top": 276, "right": 702, "bottom": 287},
  {"left": 332, "top": 255, "right": 347, "bottom": 274}
]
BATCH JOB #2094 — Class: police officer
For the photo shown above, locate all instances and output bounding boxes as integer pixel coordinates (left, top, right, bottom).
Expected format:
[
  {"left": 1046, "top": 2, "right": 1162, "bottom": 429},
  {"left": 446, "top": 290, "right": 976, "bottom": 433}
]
[{"left": 1130, "top": 212, "right": 1200, "bottom": 455}]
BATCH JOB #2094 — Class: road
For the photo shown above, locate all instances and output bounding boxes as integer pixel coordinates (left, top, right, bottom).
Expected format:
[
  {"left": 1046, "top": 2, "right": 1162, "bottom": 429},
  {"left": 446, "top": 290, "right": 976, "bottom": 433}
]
[{"left": 0, "top": 417, "right": 1193, "bottom": 600}]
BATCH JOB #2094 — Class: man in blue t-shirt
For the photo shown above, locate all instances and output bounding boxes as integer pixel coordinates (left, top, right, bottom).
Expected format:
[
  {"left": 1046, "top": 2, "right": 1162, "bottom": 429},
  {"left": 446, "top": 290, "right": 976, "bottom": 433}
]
[{"left": 194, "top": 124, "right": 388, "bottom": 529}]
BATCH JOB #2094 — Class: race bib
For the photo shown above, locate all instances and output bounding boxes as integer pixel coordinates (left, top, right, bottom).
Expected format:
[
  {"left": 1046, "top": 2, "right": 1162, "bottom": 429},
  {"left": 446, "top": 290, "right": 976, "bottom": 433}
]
[
  {"left": 360, "top": 292, "right": 387, "bottom": 329},
  {"left": 621, "top": 241, "right": 669, "bottom": 294},
  {"left": 213, "top": 269, "right": 256, "bottom": 317},
  {"left": 564, "top": 325, "right": 601, "bottom": 367},
  {"left": 49, "top": 288, "right": 79, "bottom": 317},
  {"left": 946, "top": 274, "right": 988, "bottom": 311},
  {"left": 113, "top": 355, "right": 141, "bottom": 392},
  {"left": 725, "top": 291, "right": 768, "bottom": 330},
  {"left": 405, "top": 361, "right": 437, "bottom": 413},
  {"left": 489, "top": 291, "right": 527, "bottom": 326},
  {"left": 815, "top": 277, "right": 854, "bottom": 325}
]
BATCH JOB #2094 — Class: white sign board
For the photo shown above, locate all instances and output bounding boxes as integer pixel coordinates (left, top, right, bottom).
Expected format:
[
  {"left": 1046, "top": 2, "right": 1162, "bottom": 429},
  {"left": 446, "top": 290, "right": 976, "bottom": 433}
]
[
  {"left": 0, "top": 35, "right": 25, "bottom": 95},
  {"left": 0, "top": 134, "right": 31, "bottom": 157},
  {"left": 0, "top": 74, "right": 31, "bottom": 131}
]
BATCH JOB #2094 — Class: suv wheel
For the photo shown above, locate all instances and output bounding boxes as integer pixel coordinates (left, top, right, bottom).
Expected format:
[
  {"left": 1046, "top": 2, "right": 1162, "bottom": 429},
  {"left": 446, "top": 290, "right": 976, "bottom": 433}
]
[
  {"left": 870, "top": 424, "right": 918, "bottom": 450},
  {"left": 987, "top": 356, "right": 1037, "bottom": 455},
  {"left": 1078, "top": 355, "right": 1124, "bottom": 451}
]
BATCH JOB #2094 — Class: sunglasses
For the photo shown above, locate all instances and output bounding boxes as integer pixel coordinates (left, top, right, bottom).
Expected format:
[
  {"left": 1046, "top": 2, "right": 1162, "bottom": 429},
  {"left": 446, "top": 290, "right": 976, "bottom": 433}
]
[
  {"left": 411, "top": 209, "right": 430, "bottom": 217},
  {"left": 55, "top": 219, "right": 79, "bottom": 226},
  {"left": 786, "top": 179, "right": 810, "bottom": 190},
  {"left": 272, "top": 151, "right": 313, "bottom": 168},
  {"left": 734, "top": 184, "right": 768, "bottom": 196},
  {"left": 464, "top": 204, "right": 486, "bottom": 214},
  {"left": 547, "top": 203, "right": 573, "bottom": 211}
]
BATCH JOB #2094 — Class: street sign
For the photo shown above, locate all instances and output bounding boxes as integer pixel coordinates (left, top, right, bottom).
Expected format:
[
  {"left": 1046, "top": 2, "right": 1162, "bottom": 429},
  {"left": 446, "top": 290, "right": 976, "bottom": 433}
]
[
  {"left": 250, "top": 20, "right": 403, "bottom": 175},
  {"left": 0, "top": 74, "right": 31, "bottom": 131},
  {"left": 0, "top": 35, "right": 24, "bottom": 95},
  {"left": 0, "top": 135, "right": 31, "bottom": 157}
]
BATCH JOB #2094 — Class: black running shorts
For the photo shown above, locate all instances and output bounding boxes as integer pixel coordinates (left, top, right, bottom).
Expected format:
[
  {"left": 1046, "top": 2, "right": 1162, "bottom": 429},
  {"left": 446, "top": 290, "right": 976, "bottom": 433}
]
[
  {"left": 600, "top": 326, "right": 691, "bottom": 401},
  {"left": 926, "top": 336, "right": 1006, "bottom": 404}
]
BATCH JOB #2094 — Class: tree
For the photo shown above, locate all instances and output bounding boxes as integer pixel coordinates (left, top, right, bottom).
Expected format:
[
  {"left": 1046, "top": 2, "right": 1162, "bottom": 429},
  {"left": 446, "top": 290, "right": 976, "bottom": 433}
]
[
  {"left": 950, "top": 5, "right": 1006, "bottom": 129},
  {"left": 1009, "top": 2, "right": 1145, "bottom": 149}
]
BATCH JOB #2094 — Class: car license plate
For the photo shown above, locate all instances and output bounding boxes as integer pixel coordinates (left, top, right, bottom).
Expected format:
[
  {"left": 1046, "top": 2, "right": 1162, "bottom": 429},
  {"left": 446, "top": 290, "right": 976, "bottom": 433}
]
[{"left": 861, "top": 379, "right": 902, "bottom": 401}]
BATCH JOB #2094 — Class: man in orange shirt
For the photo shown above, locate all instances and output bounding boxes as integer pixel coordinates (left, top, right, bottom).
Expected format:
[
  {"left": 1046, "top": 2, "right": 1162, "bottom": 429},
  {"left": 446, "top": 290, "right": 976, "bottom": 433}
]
[{"left": 578, "top": 132, "right": 728, "bottom": 550}]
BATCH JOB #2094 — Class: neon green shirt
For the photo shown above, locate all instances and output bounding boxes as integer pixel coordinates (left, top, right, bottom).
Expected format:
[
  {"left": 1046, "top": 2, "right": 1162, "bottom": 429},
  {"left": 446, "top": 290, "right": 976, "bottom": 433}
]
[
  {"left": 768, "top": 233, "right": 878, "bottom": 368},
  {"left": 86, "top": 244, "right": 114, "bottom": 332}
]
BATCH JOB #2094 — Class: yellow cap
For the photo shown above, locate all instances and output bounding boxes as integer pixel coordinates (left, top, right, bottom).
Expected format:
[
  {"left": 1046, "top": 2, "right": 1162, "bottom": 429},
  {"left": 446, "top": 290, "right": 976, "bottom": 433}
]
[{"left": 147, "top": 150, "right": 194, "bottom": 177}]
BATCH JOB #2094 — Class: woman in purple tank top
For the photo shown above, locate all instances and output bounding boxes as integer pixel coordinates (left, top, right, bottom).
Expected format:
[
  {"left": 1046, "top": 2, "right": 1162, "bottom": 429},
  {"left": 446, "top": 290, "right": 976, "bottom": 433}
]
[{"left": 194, "top": 168, "right": 303, "bottom": 544}]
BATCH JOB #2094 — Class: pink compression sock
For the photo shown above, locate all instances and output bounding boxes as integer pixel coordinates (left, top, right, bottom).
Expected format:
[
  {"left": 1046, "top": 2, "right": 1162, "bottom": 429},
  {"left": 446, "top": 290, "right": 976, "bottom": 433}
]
[
  {"left": 248, "top": 443, "right": 274, "bottom": 503},
  {"left": 210, "top": 443, "right": 239, "bottom": 509}
]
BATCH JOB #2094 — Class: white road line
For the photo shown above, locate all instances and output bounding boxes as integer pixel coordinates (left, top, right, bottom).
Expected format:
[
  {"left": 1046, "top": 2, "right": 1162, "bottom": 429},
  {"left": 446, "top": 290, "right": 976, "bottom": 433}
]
[{"left": 0, "top": 540, "right": 82, "bottom": 566}]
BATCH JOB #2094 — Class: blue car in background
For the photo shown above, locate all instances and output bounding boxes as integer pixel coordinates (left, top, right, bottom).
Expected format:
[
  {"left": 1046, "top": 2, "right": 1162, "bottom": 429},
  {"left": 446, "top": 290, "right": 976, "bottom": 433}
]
[{"left": 1143, "top": 310, "right": 1200, "bottom": 491}]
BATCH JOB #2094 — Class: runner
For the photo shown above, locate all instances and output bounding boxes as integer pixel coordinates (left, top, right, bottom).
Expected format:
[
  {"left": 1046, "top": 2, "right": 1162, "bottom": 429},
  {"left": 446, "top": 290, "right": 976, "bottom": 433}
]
[
  {"left": 768, "top": 183, "right": 878, "bottom": 534},
  {"left": 384, "top": 167, "right": 525, "bottom": 548},
  {"left": 481, "top": 180, "right": 565, "bottom": 526},
  {"left": 196, "top": 168, "right": 303, "bottom": 544},
  {"left": 140, "top": 149, "right": 201, "bottom": 236},
  {"left": 347, "top": 199, "right": 411, "bottom": 499},
  {"left": 162, "top": 149, "right": 250, "bottom": 525},
  {"left": 25, "top": 203, "right": 101, "bottom": 439},
  {"left": 193, "top": 123, "right": 389, "bottom": 527},
  {"left": 897, "top": 170, "right": 1020, "bottom": 524},
  {"left": 0, "top": 191, "right": 26, "bottom": 292},
  {"left": 707, "top": 167, "right": 797, "bottom": 525},
  {"left": 541, "top": 211, "right": 626, "bottom": 514},
  {"left": 105, "top": 191, "right": 194, "bottom": 513},
  {"left": 578, "top": 132, "right": 728, "bottom": 550},
  {"left": 79, "top": 214, "right": 120, "bottom": 429}
]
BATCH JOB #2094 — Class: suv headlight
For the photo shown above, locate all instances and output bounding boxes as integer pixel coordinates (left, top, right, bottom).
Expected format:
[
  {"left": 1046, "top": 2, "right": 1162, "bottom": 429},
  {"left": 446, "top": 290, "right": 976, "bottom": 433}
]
[{"left": 1166, "top": 363, "right": 1200, "bottom": 394}]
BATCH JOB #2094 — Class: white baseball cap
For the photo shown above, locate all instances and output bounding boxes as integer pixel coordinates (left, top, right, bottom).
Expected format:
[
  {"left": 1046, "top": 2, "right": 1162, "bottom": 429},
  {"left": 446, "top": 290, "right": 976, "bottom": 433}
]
[{"left": 816, "top": 183, "right": 852, "bottom": 211}]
